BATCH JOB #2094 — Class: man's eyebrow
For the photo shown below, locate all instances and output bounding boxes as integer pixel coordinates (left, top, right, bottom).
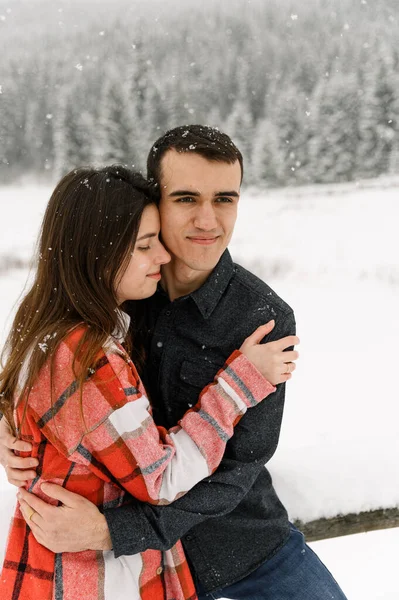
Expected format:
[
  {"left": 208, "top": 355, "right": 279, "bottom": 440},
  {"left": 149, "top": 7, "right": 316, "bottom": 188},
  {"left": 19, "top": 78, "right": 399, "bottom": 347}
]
[
  {"left": 215, "top": 191, "right": 240, "bottom": 197},
  {"left": 168, "top": 190, "right": 200, "bottom": 197},
  {"left": 136, "top": 233, "right": 157, "bottom": 242},
  {"left": 168, "top": 190, "right": 240, "bottom": 198}
]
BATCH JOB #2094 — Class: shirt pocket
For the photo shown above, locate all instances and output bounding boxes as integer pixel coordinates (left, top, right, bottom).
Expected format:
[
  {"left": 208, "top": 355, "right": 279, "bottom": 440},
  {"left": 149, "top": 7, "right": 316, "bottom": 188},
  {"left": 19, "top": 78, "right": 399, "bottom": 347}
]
[{"left": 176, "top": 358, "right": 224, "bottom": 412}]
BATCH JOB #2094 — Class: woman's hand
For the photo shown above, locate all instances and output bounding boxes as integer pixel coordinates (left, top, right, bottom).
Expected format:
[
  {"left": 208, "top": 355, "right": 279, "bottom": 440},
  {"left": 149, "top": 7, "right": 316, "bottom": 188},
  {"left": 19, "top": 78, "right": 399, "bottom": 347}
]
[{"left": 239, "top": 320, "right": 300, "bottom": 386}]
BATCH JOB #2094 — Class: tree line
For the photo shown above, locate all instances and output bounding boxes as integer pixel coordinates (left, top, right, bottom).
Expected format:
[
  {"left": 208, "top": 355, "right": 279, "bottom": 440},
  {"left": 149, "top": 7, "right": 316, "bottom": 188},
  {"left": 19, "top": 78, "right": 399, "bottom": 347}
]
[{"left": 1, "top": 0, "right": 399, "bottom": 186}]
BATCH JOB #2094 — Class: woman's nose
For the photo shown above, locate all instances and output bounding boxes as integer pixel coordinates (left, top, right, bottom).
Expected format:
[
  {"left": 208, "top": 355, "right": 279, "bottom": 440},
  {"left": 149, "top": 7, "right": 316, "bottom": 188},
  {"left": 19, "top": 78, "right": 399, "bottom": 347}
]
[{"left": 156, "top": 243, "right": 171, "bottom": 265}]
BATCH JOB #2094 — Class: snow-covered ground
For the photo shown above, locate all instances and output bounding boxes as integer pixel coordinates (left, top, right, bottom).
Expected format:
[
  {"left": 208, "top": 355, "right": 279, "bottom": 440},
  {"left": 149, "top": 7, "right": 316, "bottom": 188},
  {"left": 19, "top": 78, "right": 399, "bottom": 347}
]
[
  {"left": 309, "top": 528, "right": 399, "bottom": 600},
  {"left": 0, "top": 180, "right": 398, "bottom": 597},
  {"left": 231, "top": 181, "right": 399, "bottom": 522}
]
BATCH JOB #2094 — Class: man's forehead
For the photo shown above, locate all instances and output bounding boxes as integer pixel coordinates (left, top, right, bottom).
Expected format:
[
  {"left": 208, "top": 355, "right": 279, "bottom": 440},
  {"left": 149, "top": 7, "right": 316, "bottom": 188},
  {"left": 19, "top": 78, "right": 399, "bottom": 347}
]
[{"left": 159, "top": 150, "right": 241, "bottom": 192}]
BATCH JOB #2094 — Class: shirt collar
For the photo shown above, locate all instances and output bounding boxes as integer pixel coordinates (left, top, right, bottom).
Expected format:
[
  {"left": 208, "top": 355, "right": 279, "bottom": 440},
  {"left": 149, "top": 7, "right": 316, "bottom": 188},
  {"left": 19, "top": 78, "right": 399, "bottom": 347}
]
[
  {"left": 190, "top": 249, "right": 235, "bottom": 320},
  {"left": 112, "top": 309, "right": 131, "bottom": 342}
]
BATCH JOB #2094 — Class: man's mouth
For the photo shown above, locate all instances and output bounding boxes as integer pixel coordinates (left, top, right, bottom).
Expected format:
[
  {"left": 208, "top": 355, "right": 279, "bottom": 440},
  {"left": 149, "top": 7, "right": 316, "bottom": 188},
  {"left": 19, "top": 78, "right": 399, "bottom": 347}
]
[{"left": 187, "top": 236, "right": 220, "bottom": 246}]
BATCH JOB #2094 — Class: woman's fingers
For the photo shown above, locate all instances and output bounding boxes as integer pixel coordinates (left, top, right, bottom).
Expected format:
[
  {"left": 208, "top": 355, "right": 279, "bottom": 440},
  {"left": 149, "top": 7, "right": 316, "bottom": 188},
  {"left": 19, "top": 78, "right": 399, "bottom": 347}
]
[
  {"left": 275, "top": 335, "right": 300, "bottom": 351},
  {"left": 240, "top": 321, "right": 275, "bottom": 350},
  {"left": 281, "top": 350, "right": 299, "bottom": 363}
]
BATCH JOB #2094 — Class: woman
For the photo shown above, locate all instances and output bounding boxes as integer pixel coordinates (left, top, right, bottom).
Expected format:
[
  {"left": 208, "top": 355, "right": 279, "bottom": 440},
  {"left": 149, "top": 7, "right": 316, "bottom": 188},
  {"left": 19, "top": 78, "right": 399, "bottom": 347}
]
[{"left": 0, "top": 166, "right": 280, "bottom": 600}]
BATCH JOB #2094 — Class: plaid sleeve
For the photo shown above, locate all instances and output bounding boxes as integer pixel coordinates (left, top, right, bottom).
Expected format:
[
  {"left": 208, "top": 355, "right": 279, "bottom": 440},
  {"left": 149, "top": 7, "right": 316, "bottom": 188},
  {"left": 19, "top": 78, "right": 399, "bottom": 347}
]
[{"left": 35, "top": 332, "right": 275, "bottom": 505}]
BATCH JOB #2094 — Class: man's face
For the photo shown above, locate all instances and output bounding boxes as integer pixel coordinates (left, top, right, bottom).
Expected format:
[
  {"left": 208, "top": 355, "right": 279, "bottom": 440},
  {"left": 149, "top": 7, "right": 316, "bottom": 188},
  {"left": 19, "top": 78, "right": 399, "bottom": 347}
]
[{"left": 158, "top": 150, "right": 241, "bottom": 273}]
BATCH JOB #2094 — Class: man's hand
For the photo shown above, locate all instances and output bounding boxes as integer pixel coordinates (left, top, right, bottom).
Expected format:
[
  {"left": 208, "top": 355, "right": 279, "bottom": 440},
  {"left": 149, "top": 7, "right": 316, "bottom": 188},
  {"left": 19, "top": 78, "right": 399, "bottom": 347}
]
[
  {"left": 17, "top": 483, "right": 112, "bottom": 553},
  {"left": 240, "top": 320, "right": 300, "bottom": 385},
  {"left": 0, "top": 417, "right": 38, "bottom": 486}
]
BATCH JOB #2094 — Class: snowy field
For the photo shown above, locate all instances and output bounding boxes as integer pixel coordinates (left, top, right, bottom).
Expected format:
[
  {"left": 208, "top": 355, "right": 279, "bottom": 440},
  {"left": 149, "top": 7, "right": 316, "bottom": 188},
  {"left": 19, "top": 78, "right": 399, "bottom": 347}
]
[{"left": 0, "top": 180, "right": 398, "bottom": 598}]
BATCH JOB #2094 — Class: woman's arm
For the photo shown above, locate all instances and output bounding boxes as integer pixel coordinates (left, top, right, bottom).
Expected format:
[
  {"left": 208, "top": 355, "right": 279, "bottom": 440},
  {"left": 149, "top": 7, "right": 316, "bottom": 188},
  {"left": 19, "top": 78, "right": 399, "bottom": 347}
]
[{"left": 33, "top": 331, "right": 274, "bottom": 505}]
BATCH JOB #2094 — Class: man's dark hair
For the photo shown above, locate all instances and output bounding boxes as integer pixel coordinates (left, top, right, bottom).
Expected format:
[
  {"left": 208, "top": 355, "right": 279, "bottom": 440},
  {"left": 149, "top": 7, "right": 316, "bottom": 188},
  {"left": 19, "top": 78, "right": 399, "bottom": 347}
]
[{"left": 147, "top": 124, "right": 244, "bottom": 186}]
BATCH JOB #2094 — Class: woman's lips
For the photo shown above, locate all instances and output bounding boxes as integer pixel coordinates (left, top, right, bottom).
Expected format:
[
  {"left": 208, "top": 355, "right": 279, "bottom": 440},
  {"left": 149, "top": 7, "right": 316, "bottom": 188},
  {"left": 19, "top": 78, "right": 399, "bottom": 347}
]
[{"left": 147, "top": 272, "right": 161, "bottom": 280}]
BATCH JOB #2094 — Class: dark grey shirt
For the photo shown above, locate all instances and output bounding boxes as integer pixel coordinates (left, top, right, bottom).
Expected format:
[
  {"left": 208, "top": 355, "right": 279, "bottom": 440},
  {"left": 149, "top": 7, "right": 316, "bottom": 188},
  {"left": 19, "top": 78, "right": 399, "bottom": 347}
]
[{"left": 105, "top": 250, "right": 296, "bottom": 593}]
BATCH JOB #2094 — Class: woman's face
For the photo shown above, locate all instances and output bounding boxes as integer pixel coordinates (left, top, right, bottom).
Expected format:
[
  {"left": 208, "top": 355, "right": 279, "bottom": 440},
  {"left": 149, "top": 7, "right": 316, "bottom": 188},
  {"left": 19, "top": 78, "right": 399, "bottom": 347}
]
[{"left": 115, "top": 204, "right": 170, "bottom": 303}]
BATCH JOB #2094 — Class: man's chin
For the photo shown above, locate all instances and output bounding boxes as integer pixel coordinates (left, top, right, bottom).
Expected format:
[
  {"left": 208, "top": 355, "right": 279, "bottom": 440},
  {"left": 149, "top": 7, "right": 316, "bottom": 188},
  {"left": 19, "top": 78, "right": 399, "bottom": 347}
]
[{"left": 183, "top": 253, "right": 224, "bottom": 273}]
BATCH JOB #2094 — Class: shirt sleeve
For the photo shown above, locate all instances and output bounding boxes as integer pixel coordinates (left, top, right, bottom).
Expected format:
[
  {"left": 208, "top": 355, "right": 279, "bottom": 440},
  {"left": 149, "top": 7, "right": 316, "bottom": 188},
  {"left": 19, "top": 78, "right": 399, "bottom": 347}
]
[
  {"left": 37, "top": 339, "right": 275, "bottom": 506},
  {"left": 105, "top": 310, "right": 295, "bottom": 556}
]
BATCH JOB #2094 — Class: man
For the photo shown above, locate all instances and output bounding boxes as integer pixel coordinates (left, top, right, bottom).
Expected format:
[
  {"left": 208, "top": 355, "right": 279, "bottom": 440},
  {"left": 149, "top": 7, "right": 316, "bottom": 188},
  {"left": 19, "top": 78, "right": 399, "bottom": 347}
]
[{"left": 0, "top": 126, "right": 346, "bottom": 599}]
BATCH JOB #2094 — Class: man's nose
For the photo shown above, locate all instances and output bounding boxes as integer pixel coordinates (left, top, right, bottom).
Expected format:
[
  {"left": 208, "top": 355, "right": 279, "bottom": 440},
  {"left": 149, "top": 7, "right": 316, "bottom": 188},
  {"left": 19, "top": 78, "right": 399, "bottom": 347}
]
[{"left": 193, "top": 204, "right": 218, "bottom": 230}]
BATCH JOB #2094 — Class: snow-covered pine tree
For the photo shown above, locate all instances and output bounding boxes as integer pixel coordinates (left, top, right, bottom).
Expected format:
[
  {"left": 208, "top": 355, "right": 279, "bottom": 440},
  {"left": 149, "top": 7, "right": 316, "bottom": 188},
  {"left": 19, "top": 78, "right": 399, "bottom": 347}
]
[
  {"left": 251, "top": 118, "right": 284, "bottom": 187},
  {"left": 357, "top": 51, "right": 399, "bottom": 179},
  {"left": 308, "top": 74, "right": 360, "bottom": 184}
]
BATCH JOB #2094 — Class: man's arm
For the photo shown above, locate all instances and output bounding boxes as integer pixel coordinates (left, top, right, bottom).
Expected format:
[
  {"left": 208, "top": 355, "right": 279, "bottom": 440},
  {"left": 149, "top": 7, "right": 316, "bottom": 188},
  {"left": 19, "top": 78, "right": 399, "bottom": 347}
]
[
  {"left": 105, "top": 309, "right": 296, "bottom": 557},
  {"left": 10, "top": 314, "right": 297, "bottom": 553}
]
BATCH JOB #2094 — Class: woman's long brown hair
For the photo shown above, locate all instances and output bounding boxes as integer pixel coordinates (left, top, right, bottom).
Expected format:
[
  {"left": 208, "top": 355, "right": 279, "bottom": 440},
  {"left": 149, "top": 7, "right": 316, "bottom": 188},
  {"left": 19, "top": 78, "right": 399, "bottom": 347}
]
[{"left": 0, "top": 165, "right": 155, "bottom": 432}]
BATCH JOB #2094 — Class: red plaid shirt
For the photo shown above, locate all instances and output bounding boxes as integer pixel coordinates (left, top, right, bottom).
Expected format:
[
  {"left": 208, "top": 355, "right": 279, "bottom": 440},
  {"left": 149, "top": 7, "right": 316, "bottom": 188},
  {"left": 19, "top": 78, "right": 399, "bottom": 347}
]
[{"left": 0, "top": 325, "right": 274, "bottom": 600}]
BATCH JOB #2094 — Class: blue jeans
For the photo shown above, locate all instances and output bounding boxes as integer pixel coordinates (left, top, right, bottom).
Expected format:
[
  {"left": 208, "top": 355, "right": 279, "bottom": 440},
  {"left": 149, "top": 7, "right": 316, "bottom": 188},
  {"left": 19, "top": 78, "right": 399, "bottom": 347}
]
[{"left": 196, "top": 525, "right": 347, "bottom": 600}]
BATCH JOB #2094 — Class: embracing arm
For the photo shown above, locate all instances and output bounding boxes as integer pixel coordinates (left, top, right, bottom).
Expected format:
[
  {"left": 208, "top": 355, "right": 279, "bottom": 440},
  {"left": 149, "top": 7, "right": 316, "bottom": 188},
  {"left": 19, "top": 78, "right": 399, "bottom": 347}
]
[
  {"left": 107, "top": 384, "right": 287, "bottom": 555},
  {"left": 15, "top": 315, "right": 297, "bottom": 553},
  {"left": 105, "top": 310, "right": 296, "bottom": 556},
  {"left": 33, "top": 344, "right": 274, "bottom": 508}
]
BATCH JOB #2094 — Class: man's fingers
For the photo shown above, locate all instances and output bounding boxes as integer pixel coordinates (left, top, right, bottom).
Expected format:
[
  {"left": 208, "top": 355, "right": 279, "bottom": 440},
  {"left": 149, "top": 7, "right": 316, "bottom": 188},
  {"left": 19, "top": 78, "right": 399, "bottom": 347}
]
[
  {"left": 6, "top": 454, "right": 38, "bottom": 470},
  {"left": 17, "top": 487, "right": 55, "bottom": 517},
  {"left": 18, "top": 498, "right": 44, "bottom": 530},
  {"left": 40, "top": 482, "right": 81, "bottom": 507},
  {"left": 275, "top": 335, "right": 300, "bottom": 351},
  {"left": 6, "top": 465, "right": 37, "bottom": 484},
  {"left": 0, "top": 419, "right": 32, "bottom": 452},
  {"left": 9, "top": 478, "right": 29, "bottom": 488},
  {"left": 10, "top": 438, "right": 33, "bottom": 453}
]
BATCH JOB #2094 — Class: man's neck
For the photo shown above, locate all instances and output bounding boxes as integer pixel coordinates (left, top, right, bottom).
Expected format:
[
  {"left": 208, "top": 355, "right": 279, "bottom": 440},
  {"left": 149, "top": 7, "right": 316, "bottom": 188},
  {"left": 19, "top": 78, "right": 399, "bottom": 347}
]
[{"left": 161, "top": 259, "right": 212, "bottom": 302}]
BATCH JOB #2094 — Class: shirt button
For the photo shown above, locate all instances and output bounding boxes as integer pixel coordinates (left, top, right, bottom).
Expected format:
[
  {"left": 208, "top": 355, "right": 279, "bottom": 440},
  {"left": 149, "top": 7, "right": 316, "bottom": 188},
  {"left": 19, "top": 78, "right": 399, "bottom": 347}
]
[
  {"left": 165, "top": 310, "right": 171, "bottom": 316},
  {"left": 156, "top": 341, "right": 163, "bottom": 348},
  {"left": 156, "top": 567, "right": 163, "bottom": 575},
  {"left": 185, "top": 535, "right": 193, "bottom": 541}
]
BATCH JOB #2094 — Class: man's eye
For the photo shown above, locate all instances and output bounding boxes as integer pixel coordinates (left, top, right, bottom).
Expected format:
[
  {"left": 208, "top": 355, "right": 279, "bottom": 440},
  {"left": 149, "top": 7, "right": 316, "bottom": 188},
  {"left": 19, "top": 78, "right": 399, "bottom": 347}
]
[
  {"left": 176, "top": 197, "right": 195, "bottom": 203},
  {"left": 215, "top": 197, "right": 233, "bottom": 203}
]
